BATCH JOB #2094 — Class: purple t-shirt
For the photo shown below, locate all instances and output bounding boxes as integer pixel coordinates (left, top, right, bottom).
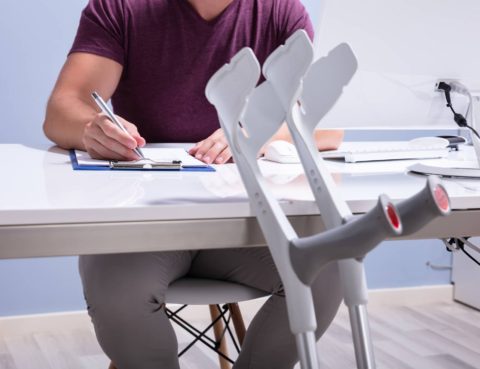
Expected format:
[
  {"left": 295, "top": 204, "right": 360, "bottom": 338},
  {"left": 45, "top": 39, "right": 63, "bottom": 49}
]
[{"left": 70, "top": 0, "right": 313, "bottom": 142}]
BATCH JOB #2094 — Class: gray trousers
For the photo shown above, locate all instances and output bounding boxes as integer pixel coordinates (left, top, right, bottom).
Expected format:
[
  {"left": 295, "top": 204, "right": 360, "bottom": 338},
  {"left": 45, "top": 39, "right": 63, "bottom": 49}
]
[{"left": 79, "top": 248, "right": 343, "bottom": 369}]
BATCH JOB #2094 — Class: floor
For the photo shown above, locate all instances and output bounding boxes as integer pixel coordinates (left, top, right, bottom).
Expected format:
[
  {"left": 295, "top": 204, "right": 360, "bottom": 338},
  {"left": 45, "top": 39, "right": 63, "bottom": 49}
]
[{"left": 0, "top": 301, "right": 479, "bottom": 369}]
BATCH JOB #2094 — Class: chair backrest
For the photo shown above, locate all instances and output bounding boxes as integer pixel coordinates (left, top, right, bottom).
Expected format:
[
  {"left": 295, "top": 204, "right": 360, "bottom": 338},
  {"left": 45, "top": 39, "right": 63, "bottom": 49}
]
[{"left": 166, "top": 278, "right": 267, "bottom": 305}]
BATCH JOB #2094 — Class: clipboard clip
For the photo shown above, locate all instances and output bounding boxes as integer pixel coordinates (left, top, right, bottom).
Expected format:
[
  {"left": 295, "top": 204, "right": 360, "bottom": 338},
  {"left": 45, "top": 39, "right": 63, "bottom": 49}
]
[{"left": 109, "top": 159, "right": 182, "bottom": 170}]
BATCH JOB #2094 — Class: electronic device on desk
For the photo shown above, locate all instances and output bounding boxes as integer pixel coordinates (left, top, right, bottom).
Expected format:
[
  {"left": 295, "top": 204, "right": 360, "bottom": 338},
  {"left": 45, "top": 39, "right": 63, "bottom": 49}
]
[
  {"left": 321, "top": 136, "right": 451, "bottom": 163},
  {"left": 263, "top": 140, "right": 300, "bottom": 164},
  {"left": 437, "top": 135, "right": 468, "bottom": 150},
  {"left": 264, "top": 136, "right": 466, "bottom": 165}
]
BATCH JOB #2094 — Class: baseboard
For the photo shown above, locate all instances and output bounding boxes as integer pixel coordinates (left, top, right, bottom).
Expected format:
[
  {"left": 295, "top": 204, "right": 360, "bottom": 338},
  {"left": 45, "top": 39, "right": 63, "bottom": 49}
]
[
  {"left": 367, "top": 284, "right": 453, "bottom": 307},
  {"left": 237, "top": 285, "right": 454, "bottom": 316},
  {"left": 0, "top": 285, "right": 453, "bottom": 335},
  {"left": 0, "top": 310, "right": 92, "bottom": 336}
]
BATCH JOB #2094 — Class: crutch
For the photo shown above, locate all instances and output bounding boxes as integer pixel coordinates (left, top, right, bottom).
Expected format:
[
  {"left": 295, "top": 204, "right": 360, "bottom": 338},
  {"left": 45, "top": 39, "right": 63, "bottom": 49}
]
[
  {"left": 206, "top": 33, "right": 450, "bottom": 369},
  {"left": 261, "top": 30, "right": 451, "bottom": 369}
]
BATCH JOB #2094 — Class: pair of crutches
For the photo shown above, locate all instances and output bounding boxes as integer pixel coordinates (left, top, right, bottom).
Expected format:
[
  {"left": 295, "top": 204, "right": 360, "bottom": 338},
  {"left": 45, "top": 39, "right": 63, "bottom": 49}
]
[{"left": 206, "top": 30, "right": 451, "bottom": 369}]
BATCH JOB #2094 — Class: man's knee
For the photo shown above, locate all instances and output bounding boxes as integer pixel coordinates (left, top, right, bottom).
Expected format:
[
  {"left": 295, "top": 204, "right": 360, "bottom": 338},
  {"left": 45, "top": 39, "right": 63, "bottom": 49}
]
[{"left": 79, "top": 254, "right": 167, "bottom": 319}]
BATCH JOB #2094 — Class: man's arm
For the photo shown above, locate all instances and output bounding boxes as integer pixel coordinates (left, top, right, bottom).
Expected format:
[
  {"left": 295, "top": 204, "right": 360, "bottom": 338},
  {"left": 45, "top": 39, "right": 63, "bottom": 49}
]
[
  {"left": 189, "top": 124, "right": 344, "bottom": 164},
  {"left": 43, "top": 53, "right": 144, "bottom": 160},
  {"left": 267, "top": 123, "right": 344, "bottom": 152}
]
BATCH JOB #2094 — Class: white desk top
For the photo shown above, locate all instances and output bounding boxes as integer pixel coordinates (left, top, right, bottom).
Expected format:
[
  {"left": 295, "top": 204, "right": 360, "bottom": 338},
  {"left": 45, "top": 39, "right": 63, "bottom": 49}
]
[{"left": 2, "top": 143, "right": 480, "bottom": 226}]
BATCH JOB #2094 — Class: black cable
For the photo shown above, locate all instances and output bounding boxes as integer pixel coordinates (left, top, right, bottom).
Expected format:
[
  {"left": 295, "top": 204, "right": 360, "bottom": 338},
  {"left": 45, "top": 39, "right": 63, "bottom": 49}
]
[
  {"left": 458, "top": 243, "right": 480, "bottom": 266},
  {"left": 437, "top": 82, "right": 480, "bottom": 140},
  {"left": 467, "top": 125, "right": 480, "bottom": 140},
  {"left": 447, "top": 237, "right": 480, "bottom": 266}
]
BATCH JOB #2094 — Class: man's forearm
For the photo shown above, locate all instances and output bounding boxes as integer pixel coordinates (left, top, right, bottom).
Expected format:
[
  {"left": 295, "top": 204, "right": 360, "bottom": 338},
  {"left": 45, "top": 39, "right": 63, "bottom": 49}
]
[
  {"left": 43, "top": 93, "right": 97, "bottom": 150},
  {"left": 264, "top": 123, "right": 344, "bottom": 153},
  {"left": 314, "top": 129, "right": 344, "bottom": 151}
]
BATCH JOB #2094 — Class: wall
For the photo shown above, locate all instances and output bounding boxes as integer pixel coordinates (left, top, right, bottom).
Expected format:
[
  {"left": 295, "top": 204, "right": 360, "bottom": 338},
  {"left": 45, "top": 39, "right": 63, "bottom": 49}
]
[
  {"left": 0, "top": 0, "right": 451, "bottom": 316},
  {"left": 0, "top": 1, "right": 87, "bottom": 316},
  {"left": 313, "top": 0, "right": 480, "bottom": 129}
]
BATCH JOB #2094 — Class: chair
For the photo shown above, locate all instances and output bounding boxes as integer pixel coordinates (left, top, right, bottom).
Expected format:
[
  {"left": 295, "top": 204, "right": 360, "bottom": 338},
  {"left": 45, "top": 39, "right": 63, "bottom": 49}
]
[
  {"left": 109, "top": 278, "right": 268, "bottom": 369},
  {"left": 165, "top": 278, "right": 268, "bottom": 369}
]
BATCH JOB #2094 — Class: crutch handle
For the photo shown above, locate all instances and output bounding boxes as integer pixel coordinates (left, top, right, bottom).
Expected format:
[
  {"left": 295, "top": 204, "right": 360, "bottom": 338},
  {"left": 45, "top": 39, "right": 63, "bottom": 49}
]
[
  {"left": 395, "top": 176, "right": 450, "bottom": 235},
  {"left": 290, "top": 195, "right": 402, "bottom": 285}
]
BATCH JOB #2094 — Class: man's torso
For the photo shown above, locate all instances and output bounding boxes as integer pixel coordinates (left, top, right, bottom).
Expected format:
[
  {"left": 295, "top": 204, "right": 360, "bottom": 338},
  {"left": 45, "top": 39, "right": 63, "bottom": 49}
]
[{"left": 72, "top": 0, "right": 313, "bottom": 142}]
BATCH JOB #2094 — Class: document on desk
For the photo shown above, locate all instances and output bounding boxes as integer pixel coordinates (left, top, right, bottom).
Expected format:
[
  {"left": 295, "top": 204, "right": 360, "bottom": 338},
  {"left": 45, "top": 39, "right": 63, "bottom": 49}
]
[
  {"left": 70, "top": 148, "right": 215, "bottom": 172},
  {"left": 408, "top": 161, "right": 480, "bottom": 179}
]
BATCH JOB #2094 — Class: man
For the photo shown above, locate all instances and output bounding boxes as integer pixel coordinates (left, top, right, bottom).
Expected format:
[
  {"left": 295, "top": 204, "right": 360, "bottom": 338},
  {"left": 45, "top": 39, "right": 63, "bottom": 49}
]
[{"left": 43, "top": 0, "right": 344, "bottom": 368}]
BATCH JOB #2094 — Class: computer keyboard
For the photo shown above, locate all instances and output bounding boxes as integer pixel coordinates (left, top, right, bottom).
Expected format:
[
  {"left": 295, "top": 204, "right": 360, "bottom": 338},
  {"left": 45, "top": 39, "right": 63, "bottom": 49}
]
[{"left": 321, "top": 139, "right": 450, "bottom": 163}]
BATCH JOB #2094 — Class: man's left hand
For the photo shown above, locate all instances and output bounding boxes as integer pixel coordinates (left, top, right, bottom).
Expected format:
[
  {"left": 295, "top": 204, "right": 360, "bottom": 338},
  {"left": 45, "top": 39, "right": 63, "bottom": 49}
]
[{"left": 188, "top": 128, "right": 232, "bottom": 164}]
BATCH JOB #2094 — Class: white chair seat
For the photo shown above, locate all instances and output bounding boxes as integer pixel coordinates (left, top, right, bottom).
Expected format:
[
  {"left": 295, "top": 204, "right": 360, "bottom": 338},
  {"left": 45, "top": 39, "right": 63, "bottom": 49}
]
[{"left": 166, "top": 278, "right": 268, "bottom": 305}]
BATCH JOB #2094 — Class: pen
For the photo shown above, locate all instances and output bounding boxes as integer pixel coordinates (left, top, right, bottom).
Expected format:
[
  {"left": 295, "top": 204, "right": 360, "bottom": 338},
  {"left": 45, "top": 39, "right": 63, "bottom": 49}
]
[{"left": 91, "top": 91, "right": 145, "bottom": 159}]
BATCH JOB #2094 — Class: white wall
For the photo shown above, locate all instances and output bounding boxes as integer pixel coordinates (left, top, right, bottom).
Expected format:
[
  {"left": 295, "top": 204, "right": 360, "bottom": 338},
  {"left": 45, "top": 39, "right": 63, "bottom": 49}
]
[{"left": 313, "top": 0, "right": 480, "bottom": 128}]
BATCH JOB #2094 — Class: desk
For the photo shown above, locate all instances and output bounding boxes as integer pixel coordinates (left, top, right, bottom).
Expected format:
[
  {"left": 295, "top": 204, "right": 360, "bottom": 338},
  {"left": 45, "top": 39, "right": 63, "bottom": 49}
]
[{"left": 1, "top": 143, "right": 480, "bottom": 260}]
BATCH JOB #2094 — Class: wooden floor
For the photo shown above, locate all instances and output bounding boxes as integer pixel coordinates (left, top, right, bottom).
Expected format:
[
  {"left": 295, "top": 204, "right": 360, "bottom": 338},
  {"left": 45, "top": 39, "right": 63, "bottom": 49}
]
[{"left": 0, "top": 301, "right": 479, "bottom": 369}]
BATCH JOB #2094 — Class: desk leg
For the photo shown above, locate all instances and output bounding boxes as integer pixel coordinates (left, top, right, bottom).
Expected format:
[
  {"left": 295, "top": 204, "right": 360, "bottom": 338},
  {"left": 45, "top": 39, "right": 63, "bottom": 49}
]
[{"left": 338, "top": 259, "right": 376, "bottom": 369}]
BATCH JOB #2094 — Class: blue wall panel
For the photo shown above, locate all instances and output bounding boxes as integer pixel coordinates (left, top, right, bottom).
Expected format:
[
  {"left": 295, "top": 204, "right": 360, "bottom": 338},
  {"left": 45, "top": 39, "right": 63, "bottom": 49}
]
[{"left": 0, "top": 257, "right": 84, "bottom": 316}]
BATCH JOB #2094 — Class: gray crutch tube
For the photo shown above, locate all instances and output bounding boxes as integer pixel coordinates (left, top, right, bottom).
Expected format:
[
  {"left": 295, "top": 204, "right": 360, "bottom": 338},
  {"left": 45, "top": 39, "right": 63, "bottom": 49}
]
[{"left": 290, "top": 195, "right": 402, "bottom": 286}]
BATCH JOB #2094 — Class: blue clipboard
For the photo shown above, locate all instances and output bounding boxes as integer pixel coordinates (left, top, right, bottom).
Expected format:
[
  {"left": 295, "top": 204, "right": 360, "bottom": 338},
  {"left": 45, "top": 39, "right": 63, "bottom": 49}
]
[{"left": 69, "top": 150, "right": 215, "bottom": 172}]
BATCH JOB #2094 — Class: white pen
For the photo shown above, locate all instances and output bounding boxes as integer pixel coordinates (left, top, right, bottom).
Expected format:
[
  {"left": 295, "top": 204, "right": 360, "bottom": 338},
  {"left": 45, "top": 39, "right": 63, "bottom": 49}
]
[{"left": 91, "top": 91, "right": 145, "bottom": 159}]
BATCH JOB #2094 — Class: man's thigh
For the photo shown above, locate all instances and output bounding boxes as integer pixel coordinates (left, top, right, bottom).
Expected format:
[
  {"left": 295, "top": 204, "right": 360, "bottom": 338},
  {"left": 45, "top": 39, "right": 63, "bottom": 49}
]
[
  {"left": 79, "top": 250, "right": 196, "bottom": 307},
  {"left": 188, "top": 247, "right": 282, "bottom": 294}
]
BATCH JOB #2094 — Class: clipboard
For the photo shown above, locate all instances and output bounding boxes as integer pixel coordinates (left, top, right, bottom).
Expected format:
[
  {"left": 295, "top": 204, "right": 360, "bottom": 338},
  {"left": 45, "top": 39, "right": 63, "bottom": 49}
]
[{"left": 69, "top": 150, "right": 215, "bottom": 172}]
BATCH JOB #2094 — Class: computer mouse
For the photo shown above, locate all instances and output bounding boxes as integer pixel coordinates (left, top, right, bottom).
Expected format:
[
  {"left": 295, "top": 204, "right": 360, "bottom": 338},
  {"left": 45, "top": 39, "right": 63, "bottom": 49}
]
[
  {"left": 264, "top": 140, "right": 300, "bottom": 164},
  {"left": 408, "top": 136, "right": 450, "bottom": 147},
  {"left": 436, "top": 135, "right": 467, "bottom": 150}
]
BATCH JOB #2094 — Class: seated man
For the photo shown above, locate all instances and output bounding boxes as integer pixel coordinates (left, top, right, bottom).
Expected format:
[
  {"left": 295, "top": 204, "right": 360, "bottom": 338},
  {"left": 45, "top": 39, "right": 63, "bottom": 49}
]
[{"left": 43, "top": 0, "right": 344, "bottom": 368}]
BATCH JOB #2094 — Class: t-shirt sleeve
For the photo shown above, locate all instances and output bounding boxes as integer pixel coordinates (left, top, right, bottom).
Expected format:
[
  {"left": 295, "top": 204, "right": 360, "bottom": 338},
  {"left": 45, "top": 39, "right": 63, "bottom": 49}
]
[
  {"left": 69, "top": 0, "right": 126, "bottom": 66},
  {"left": 274, "top": 0, "right": 315, "bottom": 44}
]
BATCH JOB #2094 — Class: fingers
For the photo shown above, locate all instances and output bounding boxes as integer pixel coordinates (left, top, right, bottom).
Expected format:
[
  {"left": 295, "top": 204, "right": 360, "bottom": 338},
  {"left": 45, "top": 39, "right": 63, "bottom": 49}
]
[
  {"left": 83, "top": 113, "right": 143, "bottom": 160},
  {"left": 189, "top": 129, "right": 232, "bottom": 164},
  {"left": 87, "top": 141, "right": 129, "bottom": 161},
  {"left": 215, "top": 146, "right": 232, "bottom": 164},
  {"left": 97, "top": 114, "right": 137, "bottom": 149},
  {"left": 118, "top": 116, "right": 147, "bottom": 148}
]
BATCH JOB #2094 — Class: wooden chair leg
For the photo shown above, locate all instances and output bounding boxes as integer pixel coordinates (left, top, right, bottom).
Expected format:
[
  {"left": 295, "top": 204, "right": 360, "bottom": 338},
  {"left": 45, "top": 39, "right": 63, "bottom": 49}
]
[
  {"left": 209, "top": 304, "right": 231, "bottom": 369},
  {"left": 228, "top": 303, "right": 246, "bottom": 346}
]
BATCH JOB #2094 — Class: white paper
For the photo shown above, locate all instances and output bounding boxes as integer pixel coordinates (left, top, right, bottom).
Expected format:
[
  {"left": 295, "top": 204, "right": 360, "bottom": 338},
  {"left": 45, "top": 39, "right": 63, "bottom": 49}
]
[{"left": 141, "top": 148, "right": 207, "bottom": 167}]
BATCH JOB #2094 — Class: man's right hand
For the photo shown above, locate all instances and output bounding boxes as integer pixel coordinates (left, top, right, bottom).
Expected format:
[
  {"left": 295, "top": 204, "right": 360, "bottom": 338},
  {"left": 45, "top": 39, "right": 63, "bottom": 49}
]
[
  {"left": 83, "top": 113, "right": 146, "bottom": 161},
  {"left": 44, "top": 53, "right": 141, "bottom": 158}
]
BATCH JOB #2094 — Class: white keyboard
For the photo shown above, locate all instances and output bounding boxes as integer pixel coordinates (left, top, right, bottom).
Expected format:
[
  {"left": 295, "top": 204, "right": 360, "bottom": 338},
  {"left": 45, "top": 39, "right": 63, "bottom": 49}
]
[{"left": 321, "top": 138, "right": 450, "bottom": 163}]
